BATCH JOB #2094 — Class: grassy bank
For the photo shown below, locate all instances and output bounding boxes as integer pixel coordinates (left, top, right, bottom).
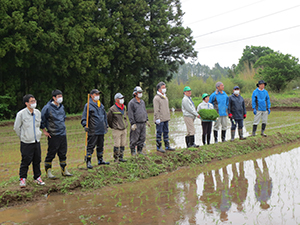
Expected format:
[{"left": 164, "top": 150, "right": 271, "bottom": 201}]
[{"left": 1, "top": 129, "right": 300, "bottom": 208}]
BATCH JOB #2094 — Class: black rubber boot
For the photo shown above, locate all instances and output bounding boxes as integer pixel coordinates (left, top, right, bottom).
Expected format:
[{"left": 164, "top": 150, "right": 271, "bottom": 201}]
[
  {"left": 222, "top": 130, "right": 226, "bottom": 142},
  {"left": 261, "top": 123, "right": 267, "bottom": 137},
  {"left": 190, "top": 135, "right": 199, "bottom": 147},
  {"left": 239, "top": 129, "right": 246, "bottom": 140},
  {"left": 97, "top": 154, "right": 110, "bottom": 165},
  {"left": 156, "top": 140, "right": 166, "bottom": 153},
  {"left": 207, "top": 134, "right": 211, "bottom": 145},
  {"left": 85, "top": 154, "right": 93, "bottom": 169},
  {"left": 119, "top": 146, "right": 127, "bottom": 162},
  {"left": 202, "top": 134, "right": 206, "bottom": 145},
  {"left": 214, "top": 130, "right": 218, "bottom": 143},
  {"left": 45, "top": 162, "right": 56, "bottom": 179},
  {"left": 164, "top": 140, "right": 175, "bottom": 151},
  {"left": 185, "top": 136, "right": 190, "bottom": 148},
  {"left": 113, "top": 147, "right": 120, "bottom": 163},
  {"left": 60, "top": 161, "right": 73, "bottom": 176},
  {"left": 131, "top": 147, "right": 136, "bottom": 156},
  {"left": 252, "top": 125, "right": 257, "bottom": 136},
  {"left": 137, "top": 146, "right": 145, "bottom": 155},
  {"left": 230, "top": 130, "right": 235, "bottom": 142}
]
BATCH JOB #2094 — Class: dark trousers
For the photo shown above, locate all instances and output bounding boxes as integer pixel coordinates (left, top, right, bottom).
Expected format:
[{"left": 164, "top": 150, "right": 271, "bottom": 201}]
[
  {"left": 45, "top": 135, "right": 67, "bottom": 163},
  {"left": 19, "top": 141, "right": 41, "bottom": 179},
  {"left": 87, "top": 135, "right": 104, "bottom": 157},
  {"left": 130, "top": 123, "right": 146, "bottom": 148},
  {"left": 231, "top": 119, "right": 244, "bottom": 130},
  {"left": 202, "top": 121, "right": 212, "bottom": 136},
  {"left": 156, "top": 121, "right": 169, "bottom": 142}
]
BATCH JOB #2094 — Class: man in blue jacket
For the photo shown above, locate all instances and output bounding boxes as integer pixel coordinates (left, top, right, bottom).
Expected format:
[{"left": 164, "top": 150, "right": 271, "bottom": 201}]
[
  {"left": 209, "top": 82, "right": 229, "bottom": 143},
  {"left": 251, "top": 80, "right": 271, "bottom": 137},
  {"left": 41, "top": 90, "right": 73, "bottom": 178},
  {"left": 81, "top": 89, "right": 110, "bottom": 169}
]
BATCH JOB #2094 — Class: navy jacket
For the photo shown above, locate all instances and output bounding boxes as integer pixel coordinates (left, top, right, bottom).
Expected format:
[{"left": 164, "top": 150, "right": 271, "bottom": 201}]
[
  {"left": 41, "top": 100, "right": 66, "bottom": 136},
  {"left": 228, "top": 94, "right": 246, "bottom": 120},
  {"left": 81, "top": 98, "right": 108, "bottom": 135}
]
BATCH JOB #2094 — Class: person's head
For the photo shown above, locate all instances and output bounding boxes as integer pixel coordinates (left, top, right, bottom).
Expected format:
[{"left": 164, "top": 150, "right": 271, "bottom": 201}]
[
  {"left": 156, "top": 82, "right": 166, "bottom": 94},
  {"left": 23, "top": 94, "right": 37, "bottom": 110},
  {"left": 90, "top": 89, "right": 100, "bottom": 101},
  {"left": 183, "top": 86, "right": 192, "bottom": 97},
  {"left": 216, "top": 82, "right": 224, "bottom": 91},
  {"left": 233, "top": 86, "right": 240, "bottom": 96},
  {"left": 257, "top": 80, "right": 267, "bottom": 90},
  {"left": 202, "top": 93, "right": 210, "bottom": 103},
  {"left": 133, "top": 86, "right": 143, "bottom": 98},
  {"left": 114, "top": 93, "right": 124, "bottom": 105},
  {"left": 52, "top": 89, "right": 63, "bottom": 104}
]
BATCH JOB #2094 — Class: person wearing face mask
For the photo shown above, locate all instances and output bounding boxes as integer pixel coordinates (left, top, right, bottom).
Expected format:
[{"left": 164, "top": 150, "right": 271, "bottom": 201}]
[
  {"left": 14, "top": 94, "right": 45, "bottom": 188},
  {"left": 81, "top": 89, "right": 110, "bottom": 169},
  {"left": 40, "top": 89, "right": 73, "bottom": 178},
  {"left": 128, "top": 86, "right": 150, "bottom": 156},
  {"left": 228, "top": 86, "right": 247, "bottom": 141},
  {"left": 107, "top": 93, "right": 128, "bottom": 163},
  {"left": 153, "top": 82, "right": 175, "bottom": 153}
]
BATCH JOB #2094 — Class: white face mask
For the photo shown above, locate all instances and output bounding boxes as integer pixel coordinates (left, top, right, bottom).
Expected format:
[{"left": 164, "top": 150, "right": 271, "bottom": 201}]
[
  {"left": 30, "top": 103, "right": 37, "bottom": 109},
  {"left": 137, "top": 93, "right": 143, "bottom": 98},
  {"left": 161, "top": 88, "right": 167, "bottom": 94},
  {"left": 57, "top": 97, "right": 63, "bottom": 104},
  {"left": 93, "top": 95, "right": 100, "bottom": 101},
  {"left": 119, "top": 99, "right": 124, "bottom": 104},
  {"left": 234, "top": 90, "right": 240, "bottom": 95}
]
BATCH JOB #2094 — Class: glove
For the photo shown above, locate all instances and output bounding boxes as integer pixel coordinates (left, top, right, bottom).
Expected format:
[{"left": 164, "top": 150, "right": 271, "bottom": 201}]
[
  {"left": 146, "top": 121, "right": 151, "bottom": 127},
  {"left": 228, "top": 113, "right": 232, "bottom": 118},
  {"left": 84, "top": 127, "right": 89, "bottom": 132},
  {"left": 253, "top": 109, "right": 257, "bottom": 115},
  {"left": 243, "top": 114, "right": 246, "bottom": 119},
  {"left": 268, "top": 109, "right": 271, "bottom": 115},
  {"left": 155, "top": 119, "right": 161, "bottom": 124},
  {"left": 131, "top": 124, "right": 137, "bottom": 131}
]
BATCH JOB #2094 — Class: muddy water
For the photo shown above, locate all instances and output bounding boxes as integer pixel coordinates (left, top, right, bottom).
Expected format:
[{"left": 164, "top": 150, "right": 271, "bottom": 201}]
[{"left": 1, "top": 143, "right": 300, "bottom": 224}]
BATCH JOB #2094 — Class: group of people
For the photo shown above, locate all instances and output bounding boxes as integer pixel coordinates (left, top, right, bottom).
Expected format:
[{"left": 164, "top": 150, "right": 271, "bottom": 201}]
[
  {"left": 13, "top": 79, "right": 271, "bottom": 188},
  {"left": 182, "top": 80, "right": 271, "bottom": 147}
]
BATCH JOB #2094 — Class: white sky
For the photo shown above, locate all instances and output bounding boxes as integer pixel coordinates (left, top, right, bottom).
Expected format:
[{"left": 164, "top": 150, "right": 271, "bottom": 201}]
[{"left": 181, "top": 0, "right": 300, "bottom": 68}]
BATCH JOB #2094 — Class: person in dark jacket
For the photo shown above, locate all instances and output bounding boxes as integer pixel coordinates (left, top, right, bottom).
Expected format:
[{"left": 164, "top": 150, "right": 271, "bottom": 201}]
[
  {"left": 41, "top": 90, "right": 73, "bottom": 178},
  {"left": 128, "top": 86, "right": 150, "bottom": 156},
  {"left": 228, "top": 86, "right": 247, "bottom": 141},
  {"left": 81, "top": 89, "right": 109, "bottom": 169}
]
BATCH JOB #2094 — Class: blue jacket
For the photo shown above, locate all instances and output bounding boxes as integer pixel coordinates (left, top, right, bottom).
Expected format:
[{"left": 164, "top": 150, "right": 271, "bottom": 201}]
[
  {"left": 252, "top": 88, "right": 271, "bottom": 111},
  {"left": 40, "top": 100, "right": 66, "bottom": 136},
  {"left": 228, "top": 94, "right": 246, "bottom": 120},
  {"left": 209, "top": 91, "right": 229, "bottom": 116},
  {"left": 81, "top": 98, "right": 108, "bottom": 135}
]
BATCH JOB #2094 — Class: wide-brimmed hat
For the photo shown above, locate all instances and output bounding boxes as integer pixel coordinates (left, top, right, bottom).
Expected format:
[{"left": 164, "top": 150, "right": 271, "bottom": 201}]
[{"left": 256, "top": 80, "right": 267, "bottom": 87}]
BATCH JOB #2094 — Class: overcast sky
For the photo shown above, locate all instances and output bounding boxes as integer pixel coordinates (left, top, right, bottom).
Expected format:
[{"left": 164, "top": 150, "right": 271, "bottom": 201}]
[{"left": 181, "top": 0, "right": 300, "bottom": 68}]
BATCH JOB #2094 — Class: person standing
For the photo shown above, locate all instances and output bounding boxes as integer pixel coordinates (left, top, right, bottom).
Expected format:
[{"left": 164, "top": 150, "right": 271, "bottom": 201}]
[
  {"left": 81, "top": 89, "right": 110, "bottom": 169},
  {"left": 182, "top": 86, "right": 200, "bottom": 148},
  {"left": 209, "top": 82, "right": 229, "bottom": 143},
  {"left": 228, "top": 86, "right": 247, "bottom": 141},
  {"left": 41, "top": 90, "right": 73, "bottom": 178},
  {"left": 14, "top": 94, "right": 45, "bottom": 188},
  {"left": 153, "top": 82, "right": 175, "bottom": 153},
  {"left": 251, "top": 80, "right": 271, "bottom": 137},
  {"left": 107, "top": 93, "right": 128, "bottom": 163},
  {"left": 197, "top": 93, "right": 214, "bottom": 145},
  {"left": 128, "top": 86, "right": 150, "bottom": 156}
]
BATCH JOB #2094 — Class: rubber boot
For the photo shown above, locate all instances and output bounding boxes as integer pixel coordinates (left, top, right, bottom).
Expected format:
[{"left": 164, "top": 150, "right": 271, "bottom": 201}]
[
  {"left": 164, "top": 140, "right": 175, "bottom": 151},
  {"left": 185, "top": 136, "right": 190, "bottom": 148},
  {"left": 45, "top": 162, "right": 56, "bottom": 179},
  {"left": 86, "top": 154, "right": 93, "bottom": 169},
  {"left": 156, "top": 140, "right": 166, "bottom": 153},
  {"left": 97, "top": 154, "right": 110, "bottom": 165},
  {"left": 113, "top": 147, "right": 120, "bottom": 163},
  {"left": 137, "top": 146, "right": 145, "bottom": 155},
  {"left": 202, "top": 134, "right": 206, "bottom": 145},
  {"left": 131, "top": 147, "right": 136, "bottom": 156},
  {"left": 238, "top": 129, "right": 246, "bottom": 140},
  {"left": 261, "top": 123, "right": 267, "bottom": 137},
  {"left": 252, "top": 125, "right": 257, "bottom": 136},
  {"left": 207, "top": 134, "right": 211, "bottom": 145},
  {"left": 119, "top": 146, "right": 127, "bottom": 162},
  {"left": 60, "top": 161, "right": 73, "bottom": 176},
  {"left": 190, "top": 135, "right": 199, "bottom": 148},
  {"left": 221, "top": 130, "right": 226, "bottom": 142},
  {"left": 230, "top": 130, "right": 235, "bottom": 142},
  {"left": 214, "top": 130, "right": 218, "bottom": 143}
]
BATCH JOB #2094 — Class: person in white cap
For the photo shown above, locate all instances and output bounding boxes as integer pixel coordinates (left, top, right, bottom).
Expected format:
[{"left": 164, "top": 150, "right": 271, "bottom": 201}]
[{"left": 107, "top": 93, "right": 128, "bottom": 163}]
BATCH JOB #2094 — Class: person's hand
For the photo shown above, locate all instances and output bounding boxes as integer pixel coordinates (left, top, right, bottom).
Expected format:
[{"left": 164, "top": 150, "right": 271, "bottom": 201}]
[
  {"left": 146, "top": 121, "right": 151, "bottom": 127},
  {"left": 43, "top": 129, "right": 51, "bottom": 138},
  {"left": 155, "top": 119, "right": 160, "bottom": 124},
  {"left": 268, "top": 108, "right": 271, "bottom": 115},
  {"left": 197, "top": 115, "right": 200, "bottom": 119},
  {"left": 84, "top": 127, "right": 89, "bottom": 132},
  {"left": 131, "top": 124, "right": 137, "bottom": 131},
  {"left": 253, "top": 109, "right": 257, "bottom": 115},
  {"left": 228, "top": 113, "right": 232, "bottom": 118},
  {"left": 243, "top": 114, "right": 247, "bottom": 119}
]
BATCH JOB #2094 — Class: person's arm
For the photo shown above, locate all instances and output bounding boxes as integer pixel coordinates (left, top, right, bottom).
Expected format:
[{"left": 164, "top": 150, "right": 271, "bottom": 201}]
[
  {"left": 104, "top": 108, "right": 108, "bottom": 128},
  {"left": 107, "top": 108, "right": 113, "bottom": 128},
  {"left": 13, "top": 112, "right": 22, "bottom": 138},
  {"left": 81, "top": 104, "right": 87, "bottom": 127},
  {"left": 266, "top": 91, "right": 271, "bottom": 109},
  {"left": 127, "top": 101, "right": 136, "bottom": 125},
  {"left": 242, "top": 98, "right": 247, "bottom": 115},
  {"left": 153, "top": 96, "right": 160, "bottom": 121},
  {"left": 40, "top": 105, "right": 51, "bottom": 138},
  {"left": 228, "top": 97, "right": 232, "bottom": 115},
  {"left": 251, "top": 90, "right": 256, "bottom": 109}
]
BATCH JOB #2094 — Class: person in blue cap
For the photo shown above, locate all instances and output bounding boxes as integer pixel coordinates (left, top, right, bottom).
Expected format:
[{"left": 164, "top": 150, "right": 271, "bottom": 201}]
[
  {"left": 228, "top": 86, "right": 247, "bottom": 141},
  {"left": 251, "top": 80, "right": 271, "bottom": 137}
]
